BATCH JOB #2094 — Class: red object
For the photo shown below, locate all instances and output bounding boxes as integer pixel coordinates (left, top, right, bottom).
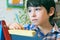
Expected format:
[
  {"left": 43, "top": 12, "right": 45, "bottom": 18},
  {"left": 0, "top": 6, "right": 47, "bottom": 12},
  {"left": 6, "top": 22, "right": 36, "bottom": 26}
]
[{"left": 2, "top": 20, "right": 11, "bottom": 40}]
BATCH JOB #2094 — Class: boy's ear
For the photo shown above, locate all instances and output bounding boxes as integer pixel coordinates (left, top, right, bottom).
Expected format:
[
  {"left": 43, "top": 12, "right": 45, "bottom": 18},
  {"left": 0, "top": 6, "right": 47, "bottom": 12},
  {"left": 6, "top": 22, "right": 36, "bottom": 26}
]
[{"left": 49, "top": 7, "right": 55, "bottom": 16}]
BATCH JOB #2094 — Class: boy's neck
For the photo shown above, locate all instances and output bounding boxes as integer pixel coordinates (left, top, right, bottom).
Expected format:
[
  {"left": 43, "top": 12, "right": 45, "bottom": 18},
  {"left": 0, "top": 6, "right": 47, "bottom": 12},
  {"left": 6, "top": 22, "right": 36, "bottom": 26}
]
[{"left": 38, "top": 21, "right": 53, "bottom": 35}]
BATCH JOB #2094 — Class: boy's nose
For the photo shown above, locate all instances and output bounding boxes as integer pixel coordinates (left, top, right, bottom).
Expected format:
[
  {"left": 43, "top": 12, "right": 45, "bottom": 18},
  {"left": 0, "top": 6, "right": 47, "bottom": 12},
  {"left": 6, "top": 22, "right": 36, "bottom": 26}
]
[{"left": 32, "top": 11, "right": 36, "bottom": 17}]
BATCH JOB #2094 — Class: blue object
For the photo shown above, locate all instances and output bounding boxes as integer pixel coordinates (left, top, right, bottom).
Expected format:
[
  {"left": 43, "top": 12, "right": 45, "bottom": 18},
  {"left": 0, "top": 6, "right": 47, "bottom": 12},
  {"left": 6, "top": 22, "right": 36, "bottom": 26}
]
[
  {"left": 24, "top": 24, "right": 35, "bottom": 30},
  {"left": 0, "top": 21, "right": 4, "bottom": 40},
  {"left": 10, "top": 24, "right": 41, "bottom": 40},
  {"left": 10, "top": 34, "right": 40, "bottom": 40}
]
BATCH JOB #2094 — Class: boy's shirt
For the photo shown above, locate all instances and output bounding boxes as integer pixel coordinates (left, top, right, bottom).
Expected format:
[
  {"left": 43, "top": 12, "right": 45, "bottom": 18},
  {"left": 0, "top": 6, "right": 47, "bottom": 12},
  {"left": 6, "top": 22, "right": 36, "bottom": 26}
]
[{"left": 24, "top": 24, "right": 60, "bottom": 40}]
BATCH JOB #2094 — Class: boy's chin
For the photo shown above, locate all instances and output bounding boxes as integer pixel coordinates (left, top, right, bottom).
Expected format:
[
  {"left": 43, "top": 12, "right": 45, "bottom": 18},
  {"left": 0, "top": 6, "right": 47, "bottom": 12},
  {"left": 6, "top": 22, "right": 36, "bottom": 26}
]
[{"left": 32, "top": 23, "right": 39, "bottom": 26}]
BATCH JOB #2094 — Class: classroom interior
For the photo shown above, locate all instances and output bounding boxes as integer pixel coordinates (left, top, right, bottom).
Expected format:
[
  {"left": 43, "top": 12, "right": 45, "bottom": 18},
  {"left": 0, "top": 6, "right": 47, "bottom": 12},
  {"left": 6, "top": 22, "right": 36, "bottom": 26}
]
[{"left": 0, "top": 0, "right": 60, "bottom": 40}]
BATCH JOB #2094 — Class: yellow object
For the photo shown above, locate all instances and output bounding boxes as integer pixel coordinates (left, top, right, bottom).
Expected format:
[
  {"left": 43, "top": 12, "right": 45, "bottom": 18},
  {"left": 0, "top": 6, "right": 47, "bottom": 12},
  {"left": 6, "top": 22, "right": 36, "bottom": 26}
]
[
  {"left": 6, "top": 8, "right": 12, "bottom": 10},
  {"left": 8, "top": 30, "right": 36, "bottom": 37},
  {"left": 12, "top": 0, "right": 20, "bottom": 4}
]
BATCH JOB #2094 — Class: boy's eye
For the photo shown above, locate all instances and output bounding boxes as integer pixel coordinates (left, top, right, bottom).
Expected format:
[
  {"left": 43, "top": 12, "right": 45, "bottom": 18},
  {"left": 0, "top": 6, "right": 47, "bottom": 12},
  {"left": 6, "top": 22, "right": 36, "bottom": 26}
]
[
  {"left": 35, "top": 8, "right": 41, "bottom": 11},
  {"left": 28, "top": 10, "right": 31, "bottom": 13}
]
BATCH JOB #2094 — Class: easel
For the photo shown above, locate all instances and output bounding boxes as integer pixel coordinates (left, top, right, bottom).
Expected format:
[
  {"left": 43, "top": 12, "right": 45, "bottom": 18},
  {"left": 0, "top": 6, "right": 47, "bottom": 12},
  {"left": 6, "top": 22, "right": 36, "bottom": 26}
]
[{"left": 0, "top": 20, "right": 11, "bottom": 40}]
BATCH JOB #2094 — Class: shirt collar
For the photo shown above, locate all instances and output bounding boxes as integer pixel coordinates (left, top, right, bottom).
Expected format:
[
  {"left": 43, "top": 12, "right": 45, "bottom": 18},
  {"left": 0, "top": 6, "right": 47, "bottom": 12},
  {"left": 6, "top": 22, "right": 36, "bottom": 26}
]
[
  {"left": 34, "top": 23, "right": 59, "bottom": 36},
  {"left": 51, "top": 23, "right": 59, "bottom": 33}
]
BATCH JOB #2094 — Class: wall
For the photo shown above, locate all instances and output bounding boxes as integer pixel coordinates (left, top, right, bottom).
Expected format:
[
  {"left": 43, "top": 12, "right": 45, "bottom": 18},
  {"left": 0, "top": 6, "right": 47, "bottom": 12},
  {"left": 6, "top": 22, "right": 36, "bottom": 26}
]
[{"left": 0, "top": 0, "right": 24, "bottom": 25}]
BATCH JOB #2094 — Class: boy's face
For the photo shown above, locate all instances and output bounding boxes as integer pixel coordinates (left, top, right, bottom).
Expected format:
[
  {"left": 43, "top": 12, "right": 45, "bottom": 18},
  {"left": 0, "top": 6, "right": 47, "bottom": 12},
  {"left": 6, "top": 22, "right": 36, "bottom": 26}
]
[{"left": 28, "top": 6, "right": 50, "bottom": 26}]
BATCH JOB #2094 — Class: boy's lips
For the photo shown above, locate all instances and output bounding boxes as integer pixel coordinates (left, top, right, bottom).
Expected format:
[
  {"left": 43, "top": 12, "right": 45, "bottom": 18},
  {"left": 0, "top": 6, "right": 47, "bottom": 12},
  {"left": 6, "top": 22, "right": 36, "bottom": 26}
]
[{"left": 32, "top": 19, "right": 38, "bottom": 22}]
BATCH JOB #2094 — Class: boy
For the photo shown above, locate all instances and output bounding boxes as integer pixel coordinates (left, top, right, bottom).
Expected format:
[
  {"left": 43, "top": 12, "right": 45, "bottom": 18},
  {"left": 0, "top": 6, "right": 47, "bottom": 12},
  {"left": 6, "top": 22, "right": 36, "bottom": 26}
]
[{"left": 9, "top": 0, "right": 60, "bottom": 40}]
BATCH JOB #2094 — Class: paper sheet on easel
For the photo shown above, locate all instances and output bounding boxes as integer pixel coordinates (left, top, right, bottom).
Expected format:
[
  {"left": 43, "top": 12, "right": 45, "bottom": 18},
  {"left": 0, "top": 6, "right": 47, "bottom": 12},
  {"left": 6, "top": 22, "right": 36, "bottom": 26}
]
[{"left": 8, "top": 30, "right": 36, "bottom": 37}]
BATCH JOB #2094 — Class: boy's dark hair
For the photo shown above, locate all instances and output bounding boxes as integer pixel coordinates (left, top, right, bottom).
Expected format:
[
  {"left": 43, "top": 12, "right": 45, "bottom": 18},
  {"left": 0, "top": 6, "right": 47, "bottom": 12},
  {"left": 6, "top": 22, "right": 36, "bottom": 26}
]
[{"left": 27, "top": 0, "right": 56, "bottom": 26}]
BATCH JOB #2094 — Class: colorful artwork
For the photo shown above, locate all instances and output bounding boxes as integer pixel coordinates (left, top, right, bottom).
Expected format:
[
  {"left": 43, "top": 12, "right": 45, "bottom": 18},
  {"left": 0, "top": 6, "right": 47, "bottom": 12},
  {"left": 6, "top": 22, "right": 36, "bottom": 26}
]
[{"left": 7, "top": 0, "right": 24, "bottom": 8}]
